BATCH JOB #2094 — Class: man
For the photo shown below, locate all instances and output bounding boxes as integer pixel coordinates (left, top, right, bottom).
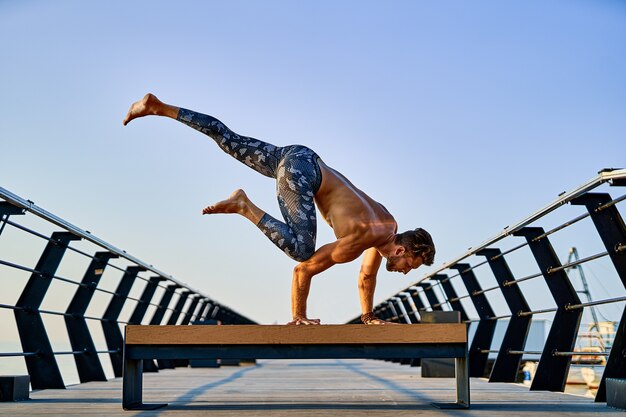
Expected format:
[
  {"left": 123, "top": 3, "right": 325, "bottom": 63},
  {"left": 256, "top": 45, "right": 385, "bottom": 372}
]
[{"left": 124, "top": 94, "right": 435, "bottom": 325}]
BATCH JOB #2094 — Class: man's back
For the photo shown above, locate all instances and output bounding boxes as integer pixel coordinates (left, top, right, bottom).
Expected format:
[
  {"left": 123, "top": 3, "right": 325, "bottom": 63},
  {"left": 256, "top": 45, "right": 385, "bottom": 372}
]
[{"left": 314, "top": 159, "right": 397, "bottom": 249}]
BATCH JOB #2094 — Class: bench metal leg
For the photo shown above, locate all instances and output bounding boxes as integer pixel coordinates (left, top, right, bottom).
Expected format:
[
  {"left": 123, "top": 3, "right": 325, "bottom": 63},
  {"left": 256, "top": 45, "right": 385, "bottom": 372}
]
[
  {"left": 123, "top": 357, "right": 167, "bottom": 410},
  {"left": 432, "top": 355, "right": 470, "bottom": 409}
]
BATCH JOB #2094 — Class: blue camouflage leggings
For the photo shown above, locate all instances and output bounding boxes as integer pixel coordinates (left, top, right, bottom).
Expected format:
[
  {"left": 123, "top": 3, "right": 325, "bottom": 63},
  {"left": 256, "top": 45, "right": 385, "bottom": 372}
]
[{"left": 177, "top": 108, "right": 322, "bottom": 262}]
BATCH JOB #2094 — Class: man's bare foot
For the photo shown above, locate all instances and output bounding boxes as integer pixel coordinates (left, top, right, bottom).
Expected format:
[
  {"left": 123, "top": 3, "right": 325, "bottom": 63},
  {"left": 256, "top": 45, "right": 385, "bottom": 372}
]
[
  {"left": 123, "top": 93, "right": 163, "bottom": 125},
  {"left": 202, "top": 189, "right": 248, "bottom": 215}
]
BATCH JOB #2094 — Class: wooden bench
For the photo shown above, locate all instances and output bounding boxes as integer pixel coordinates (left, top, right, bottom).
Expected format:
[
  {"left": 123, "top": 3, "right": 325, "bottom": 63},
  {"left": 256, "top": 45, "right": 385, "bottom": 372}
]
[{"left": 122, "top": 324, "right": 469, "bottom": 410}]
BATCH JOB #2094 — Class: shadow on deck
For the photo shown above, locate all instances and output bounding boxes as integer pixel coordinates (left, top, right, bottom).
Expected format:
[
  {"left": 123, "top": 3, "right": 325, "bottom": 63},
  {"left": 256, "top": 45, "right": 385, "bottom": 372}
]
[{"left": 0, "top": 359, "right": 620, "bottom": 416}]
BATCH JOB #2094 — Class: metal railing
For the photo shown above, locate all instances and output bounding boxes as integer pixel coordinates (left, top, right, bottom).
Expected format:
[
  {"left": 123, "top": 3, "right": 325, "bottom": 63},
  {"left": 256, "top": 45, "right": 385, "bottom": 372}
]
[
  {"left": 0, "top": 186, "right": 255, "bottom": 390},
  {"left": 348, "top": 168, "right": 626, "bottom": 403}
]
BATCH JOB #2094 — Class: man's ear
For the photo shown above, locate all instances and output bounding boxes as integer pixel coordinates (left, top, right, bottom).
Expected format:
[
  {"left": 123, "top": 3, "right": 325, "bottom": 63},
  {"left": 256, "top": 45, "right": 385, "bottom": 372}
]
[{"left": 395, "top": 246, "right": 406, "bottom": 256}]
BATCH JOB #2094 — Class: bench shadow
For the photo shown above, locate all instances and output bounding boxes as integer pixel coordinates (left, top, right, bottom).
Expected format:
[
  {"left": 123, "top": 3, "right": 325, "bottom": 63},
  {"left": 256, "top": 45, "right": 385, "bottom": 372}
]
[
  {"left": 23, "top": 398, "right": 120, "bottom": 404},
  {"left": 163, "top": 401, "right": 612, "bottom": 414},
  {"left": 166, "top": 402, "right": 435, "bottom": 411},
  {"left": 338, "top": 360, "right": 438, "bottom": 403},
  {"left": 134, "top": 364, "right": 260, "bottom": 416},
  {"left": 468, "top": 402, "right": 615, "bottom": 413}
]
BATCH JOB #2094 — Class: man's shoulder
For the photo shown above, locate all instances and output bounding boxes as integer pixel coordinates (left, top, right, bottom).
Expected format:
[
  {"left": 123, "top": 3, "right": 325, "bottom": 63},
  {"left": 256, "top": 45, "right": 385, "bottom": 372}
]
[{"left": 344, "top": 224, "right": 394, "bottom": 248}]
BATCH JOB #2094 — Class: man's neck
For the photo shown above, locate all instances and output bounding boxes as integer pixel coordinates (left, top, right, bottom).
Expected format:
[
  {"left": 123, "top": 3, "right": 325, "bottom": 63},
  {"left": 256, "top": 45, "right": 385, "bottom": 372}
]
[{"left": 375, "top": 237, "right": 398, "bottom": 259}]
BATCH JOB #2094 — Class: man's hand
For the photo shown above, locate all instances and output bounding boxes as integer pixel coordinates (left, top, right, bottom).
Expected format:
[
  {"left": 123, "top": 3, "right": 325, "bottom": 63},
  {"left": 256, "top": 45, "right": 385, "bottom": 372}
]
[
  {"left": 286, "top": 317, "right": 321, "bottom": 325},
  {"left": 364, "top": 318, "right": 399, "bottom": 325},
  {"left": 361, "top": 311, "right": 399, "bottom": 325}
]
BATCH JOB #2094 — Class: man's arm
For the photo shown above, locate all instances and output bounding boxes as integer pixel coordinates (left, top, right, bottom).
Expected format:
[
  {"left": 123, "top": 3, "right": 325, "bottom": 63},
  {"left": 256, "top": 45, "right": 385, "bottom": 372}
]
[
  {"left": 358, "top": 247, "right": 382, "bottom": 315},
  {"left": 358, "top": 247, "right": 395, "bottom": 325},
  {"left": 289, "top": 238, "right": 363, "bottom": 325}
]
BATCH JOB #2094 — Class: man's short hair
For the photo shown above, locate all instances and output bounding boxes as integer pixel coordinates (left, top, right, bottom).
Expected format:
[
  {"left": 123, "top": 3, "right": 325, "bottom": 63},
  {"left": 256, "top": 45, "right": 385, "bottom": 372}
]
[{"left": 394, "top": 228, "right": 435, "bottom": 266}]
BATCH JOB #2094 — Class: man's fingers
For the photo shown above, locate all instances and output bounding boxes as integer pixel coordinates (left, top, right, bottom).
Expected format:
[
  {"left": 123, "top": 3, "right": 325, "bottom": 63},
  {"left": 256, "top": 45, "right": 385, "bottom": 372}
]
[
  {"left": 286, "top": 318, "right": 321, "bottom": 325},
  {"left": 367, "top": 319, "right": 399, "bottom": 325},
  {"left": 300, "top": 319, "right": 321, "bottom": 325}
]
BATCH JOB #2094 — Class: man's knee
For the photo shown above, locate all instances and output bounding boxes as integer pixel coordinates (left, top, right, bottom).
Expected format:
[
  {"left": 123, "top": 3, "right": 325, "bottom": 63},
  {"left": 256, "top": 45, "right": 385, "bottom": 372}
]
[{"left": 290, "top": 245, "right": 315, "bottom": 262}]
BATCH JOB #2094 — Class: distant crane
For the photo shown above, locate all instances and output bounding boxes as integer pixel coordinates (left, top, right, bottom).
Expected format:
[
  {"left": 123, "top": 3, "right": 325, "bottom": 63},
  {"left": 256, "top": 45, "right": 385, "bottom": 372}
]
[{"left": 565, "top": 247, "right": 600, "bottom": 332}]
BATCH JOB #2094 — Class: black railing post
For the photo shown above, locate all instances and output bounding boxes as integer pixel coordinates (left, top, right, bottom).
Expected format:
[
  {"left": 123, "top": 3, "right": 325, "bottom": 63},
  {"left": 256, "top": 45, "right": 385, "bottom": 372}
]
[
  {"left": 180, "top": 295, "right": 202, "bottom": 326},
  {"left": 373, "top": 304, "right": 385, "bottom": 321},
  {"left": 417, "top": 283, "right": 443, "bottom": 310},
  {"left": 513, "top": 227, "right": 582, "bottom": 392},
  {"left": 199, "top": 299, "right": 212, "bottom": 321},
  {"left": 450, "top": 263, "right": 497, "bottom": 378},
  {"left": 175, "top": 295, "right": 202, "bottom": 367},
  {"left": 431, "top": 274, "right": 469, "bottom": 321},
  {"left": 398, "top": 292, "right": 422, "bottom": 366},
  {"left": 15, "top": 231, "right": 81, "bottom": 389},
  {"left": 391, "top": 297, "right": 411, "bottom": 324},
  {"left": 398, "top": 293, "right": 419, "bottom": 323},
  {"left": 214, "top": 306, "right": 228, "bottom": 323},
  {"left": 407, "top": 287, "right": 427, "bottom": 313},
  {"left": 222, "top": 309, "right": 234, "bottom": 324},
  {"left": 65, "top": 251, "right": 118, "bottom": 383},
  {"left": 149, "top": 284, "right": 179, "bottom": 325},
  {"left": 142, "top": 284, "right": 179, "bottom": 372},
  {"left": 192, "top": 298, "right": 207, "bottom": 322},
  {"left": 571, "top": 192, "right": 626, "bottom": 286},
  {"left": 415, "top": 287, "right": 432, "bottom": 310},
  {"left": 386, "top": 301, "right": 401, "bottom": 323},
  {"left": 571, "top": 192, "right": 626, "bottom": 401},
  {"left": 128, "top": 277, "right": 163, "bottom": 325},
  {"left": 101, "top": 265, "right": 146, "bottom": 377},
  {"left": 209, "top": 304, "right": 220, "bottom": 321},
  {"left": 166, "top": 291, "right": 191, "bottom": 326},
  {"left": 477, "top": 248, "right": 532, "bottom": 382},
  {"left": 379, "top": 304, "right": 392, "bottom": 322},
  {"left": 0, "top": 201, "right": 25, "bottom": 238},
  {"left": 157, "top": 290, "right": 191, "bottom": 369}
]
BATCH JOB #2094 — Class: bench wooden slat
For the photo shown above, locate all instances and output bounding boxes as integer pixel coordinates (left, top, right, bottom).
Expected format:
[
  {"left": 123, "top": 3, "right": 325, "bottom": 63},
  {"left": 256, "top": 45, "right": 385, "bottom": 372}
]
[{"left": 125, "top": 324, "right": 466, "bottom": 345}]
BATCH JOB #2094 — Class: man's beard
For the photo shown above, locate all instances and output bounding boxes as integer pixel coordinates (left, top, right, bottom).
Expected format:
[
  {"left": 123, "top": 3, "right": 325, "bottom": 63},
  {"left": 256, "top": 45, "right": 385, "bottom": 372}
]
[{"left": 386, "top": 255, "right": 401, "bottom": 272}]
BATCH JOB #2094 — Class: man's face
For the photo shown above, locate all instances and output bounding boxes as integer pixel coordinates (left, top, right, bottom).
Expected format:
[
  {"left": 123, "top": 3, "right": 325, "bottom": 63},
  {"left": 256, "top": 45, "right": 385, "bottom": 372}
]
[{"left": 386, "top": 253, "right": 424, "bottom": 275}]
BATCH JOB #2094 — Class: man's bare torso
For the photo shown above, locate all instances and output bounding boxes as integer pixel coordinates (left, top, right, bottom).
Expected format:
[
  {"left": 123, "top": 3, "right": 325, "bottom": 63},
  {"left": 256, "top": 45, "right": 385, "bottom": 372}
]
[{"left": 314, "top": 159, "right": 397, "bottom": 250}]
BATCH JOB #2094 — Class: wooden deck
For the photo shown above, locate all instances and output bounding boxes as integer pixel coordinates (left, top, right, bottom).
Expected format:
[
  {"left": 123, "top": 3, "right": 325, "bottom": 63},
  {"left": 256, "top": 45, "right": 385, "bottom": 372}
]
[{"left": 0, "top": 359, "right": 620, "bottom": 416}]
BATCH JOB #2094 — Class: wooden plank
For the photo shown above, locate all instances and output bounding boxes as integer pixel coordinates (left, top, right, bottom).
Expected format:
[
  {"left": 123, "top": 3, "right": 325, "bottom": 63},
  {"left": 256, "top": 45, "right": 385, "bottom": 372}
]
[{"left": 125, "top": 324, "right": 466, "bottom": 345}]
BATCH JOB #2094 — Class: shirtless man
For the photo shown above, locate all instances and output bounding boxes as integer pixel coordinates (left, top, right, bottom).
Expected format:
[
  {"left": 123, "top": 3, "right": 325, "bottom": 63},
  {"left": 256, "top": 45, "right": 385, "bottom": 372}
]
[{"left": 124, "top": 94, "right": 435, "bottom": 325}]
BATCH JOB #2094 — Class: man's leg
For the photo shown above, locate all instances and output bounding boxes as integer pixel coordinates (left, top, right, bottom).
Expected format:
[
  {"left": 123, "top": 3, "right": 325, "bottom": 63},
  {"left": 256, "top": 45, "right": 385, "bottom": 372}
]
[
  {"left": 124, "top": 95, "right": 319, "bottom": 262},
  {"left": 204, "top": 148, "right": 321, "bottom": 262},
  {"left": 124, "top": 94, "right": 282, "bottom": 178},
  {"left": 257, "top": 146, "right": 321, "bottom": 262}
]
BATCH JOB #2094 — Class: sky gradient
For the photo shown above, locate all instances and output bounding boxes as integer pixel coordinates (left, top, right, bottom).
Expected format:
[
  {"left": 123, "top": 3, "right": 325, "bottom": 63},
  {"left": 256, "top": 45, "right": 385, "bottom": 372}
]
[{"left": 1, "top": 1, "right": 625, "bottom": 327}]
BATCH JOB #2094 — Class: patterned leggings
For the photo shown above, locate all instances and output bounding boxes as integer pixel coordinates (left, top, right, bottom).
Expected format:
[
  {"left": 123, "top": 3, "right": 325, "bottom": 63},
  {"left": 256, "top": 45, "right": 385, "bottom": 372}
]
[{"left": 177, "top": 108, "right": 321, "bottom": 262}]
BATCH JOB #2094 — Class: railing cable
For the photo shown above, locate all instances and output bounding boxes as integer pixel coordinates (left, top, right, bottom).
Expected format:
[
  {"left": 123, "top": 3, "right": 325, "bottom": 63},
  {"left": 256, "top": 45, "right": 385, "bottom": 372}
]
[
  {"left": 517, "top": 307, "right": 558, "bottom": 317},
  {"left": 547, "top": 251, "right": 609, "bottom": 274},
  {"left": 503, "top": 272, "right": 543, "bottom": 287},
  {"left": 566, "top": 295, "right": 626, "bottom": 311},
  {"left": 596, "top": 193, "right": 626, "bottom": 212}
]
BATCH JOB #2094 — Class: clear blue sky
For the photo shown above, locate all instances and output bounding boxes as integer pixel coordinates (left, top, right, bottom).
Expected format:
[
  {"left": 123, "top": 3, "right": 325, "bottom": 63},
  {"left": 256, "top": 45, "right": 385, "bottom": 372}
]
[{"left": 1, "top": 1, "right": 625, "bottom": 325}]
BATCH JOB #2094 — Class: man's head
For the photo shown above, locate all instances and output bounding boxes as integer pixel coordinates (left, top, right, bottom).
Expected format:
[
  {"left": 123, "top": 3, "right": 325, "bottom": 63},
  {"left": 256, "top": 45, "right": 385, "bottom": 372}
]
[{"left": 386, "top": 228, "right": 435, "bottom": 274}]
